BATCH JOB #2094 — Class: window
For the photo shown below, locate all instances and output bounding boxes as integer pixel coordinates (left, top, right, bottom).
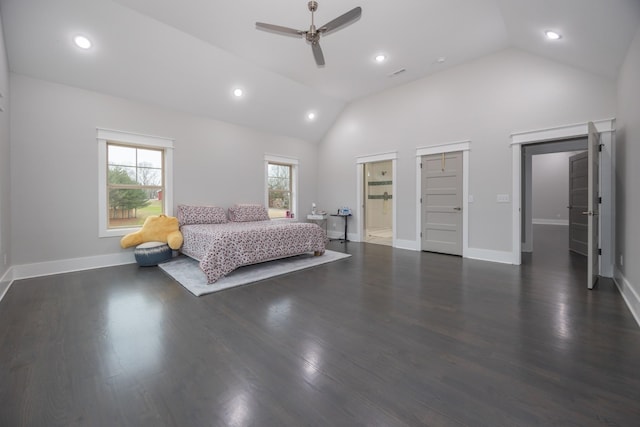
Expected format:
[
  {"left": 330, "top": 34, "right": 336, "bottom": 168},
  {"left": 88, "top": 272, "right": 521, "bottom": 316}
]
[
  {"left": 98, "top": 129, "right": 173, "bottom": 237},
  {"left": 107, "top": 143, "right": 163, "bottom": 228},
  {"left": 265, "top": 155, "right": 298, "bottom": 219},
  {"left": 267, "top": 162, "right": 292, "bottom": 218}
]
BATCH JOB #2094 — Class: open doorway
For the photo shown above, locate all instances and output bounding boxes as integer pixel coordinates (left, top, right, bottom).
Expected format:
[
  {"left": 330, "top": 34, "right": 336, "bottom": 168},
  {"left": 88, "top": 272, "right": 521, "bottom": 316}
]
[
  {"left": 363, "top": 160, "right": 393, "bottom": 246},
  {"left": 356, "top": 152, "right": 397, "bottom": 247},
  {"left": 525, "top": 147, "right": 588, "bottom": 271},
  {"left": 521, "top": 138, "right": 588, "bottom": 254},
  {"left": 514, "top": 120, "right": 615, "bottom": 290}
]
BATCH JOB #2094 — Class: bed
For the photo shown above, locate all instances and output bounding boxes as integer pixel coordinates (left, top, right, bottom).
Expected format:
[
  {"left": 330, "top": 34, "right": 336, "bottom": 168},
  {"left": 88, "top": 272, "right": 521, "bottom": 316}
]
[{"left": 177, "top": 204, "right": 326, "bottom": 284}]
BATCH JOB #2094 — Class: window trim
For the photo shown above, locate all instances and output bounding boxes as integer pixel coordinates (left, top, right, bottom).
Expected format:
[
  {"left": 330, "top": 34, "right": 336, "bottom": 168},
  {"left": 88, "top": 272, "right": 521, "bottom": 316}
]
[
  {"left": 264, "top": 154, "right": 298, "bottom": 220},
  {"left": 98, "top": 128, "right": 174, "bottom": 238}
]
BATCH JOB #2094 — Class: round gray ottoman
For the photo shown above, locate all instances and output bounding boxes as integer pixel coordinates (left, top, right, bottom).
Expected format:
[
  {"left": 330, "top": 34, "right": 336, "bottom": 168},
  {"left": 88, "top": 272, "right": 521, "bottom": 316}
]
[{"left": 134, "top": 241, "right": 172, "bottom": 266}]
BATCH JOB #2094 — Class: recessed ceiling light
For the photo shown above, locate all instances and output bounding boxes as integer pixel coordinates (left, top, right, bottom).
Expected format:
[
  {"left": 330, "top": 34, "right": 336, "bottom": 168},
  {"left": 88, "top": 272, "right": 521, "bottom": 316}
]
[
  {"left": 436, "top": 57, "right": 446, "bottom": 64},
  {"left": 375, "top": 54, "right": 386, "bottom": 63},
  {"left": 233, "top": 88, "right": 243, "bottom": 97},
  {"left": 307, "top": 112, "right": 316, "bottom": 120},
  {"left": 73, "top": 35, "right": 92, "bottom": 49},
  {"left": 545, "top": 30, "right": 562, "bottom": 40}
]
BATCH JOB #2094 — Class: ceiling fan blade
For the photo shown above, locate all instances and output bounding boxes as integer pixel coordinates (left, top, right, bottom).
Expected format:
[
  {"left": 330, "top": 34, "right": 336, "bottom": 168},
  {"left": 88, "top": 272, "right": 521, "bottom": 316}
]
[
  {"left": 319, "top": 7, "right": 362, "bottom": 35},
  {"left": 312, "top": 42, "right": 325, "bottom": 66},
  {"left": 256, "top": 22, "right": 305, "bottom": 37}
]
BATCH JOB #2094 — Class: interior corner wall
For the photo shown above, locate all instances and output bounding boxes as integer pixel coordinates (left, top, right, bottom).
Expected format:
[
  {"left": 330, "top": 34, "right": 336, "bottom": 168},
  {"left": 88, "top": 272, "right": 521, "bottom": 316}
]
[
  {"left": 9, "top": 74, "right": 318, "bottom": 266},
  {"left": 0, "top": 14, "right": 11, "bottom": 281},
  {"left": 615, "top": 26, "right": 640, "bottom": 321},
  {"left": 317, "top": 48, "right": 616, "bottom": 253}
]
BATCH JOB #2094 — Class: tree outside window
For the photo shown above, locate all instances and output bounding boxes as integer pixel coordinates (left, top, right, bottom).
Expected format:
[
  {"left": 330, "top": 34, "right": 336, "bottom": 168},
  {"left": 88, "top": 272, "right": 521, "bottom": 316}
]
[
  {"left": 107, "top": 143, "right": 164, "bottom": 228},
  {"left": 267, "top": 162, "right": 292, "bottom": 218}
]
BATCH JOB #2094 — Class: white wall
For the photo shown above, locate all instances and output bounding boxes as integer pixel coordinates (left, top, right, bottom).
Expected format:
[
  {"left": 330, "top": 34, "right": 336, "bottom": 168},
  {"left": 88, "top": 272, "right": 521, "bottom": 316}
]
[
  {"left": 318, "top": 48, "right": 616, "bottom": 255},
  {"left": 532, "top": 152, "right": 583, "bottom": 225},
  {"left": 0, "top": 14, "right": 10, "bottom": 284},
  {"left": 616, "top": 26, "right": 640, "bottom": 323},
  {"left": 9, "top": 74, "right": 318, "bottom": 266}
]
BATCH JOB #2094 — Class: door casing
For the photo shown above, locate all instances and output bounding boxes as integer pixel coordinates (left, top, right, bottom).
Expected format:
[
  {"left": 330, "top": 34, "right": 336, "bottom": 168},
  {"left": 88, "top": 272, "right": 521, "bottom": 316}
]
[{"left": 510, "top": 119, "right": 615, "bottom": 278}]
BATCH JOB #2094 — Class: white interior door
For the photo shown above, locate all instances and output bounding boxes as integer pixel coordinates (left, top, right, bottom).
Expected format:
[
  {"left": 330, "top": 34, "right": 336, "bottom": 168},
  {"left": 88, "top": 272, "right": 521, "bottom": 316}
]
[
  {"left": 587, "top": 122, "right": 600, "bottom": 289},
  {"left": 421, "top": 152, "right": 463, "bottom": 255},
  {"left": 568, "top": 151, "right": 588, "bottom": 256}
]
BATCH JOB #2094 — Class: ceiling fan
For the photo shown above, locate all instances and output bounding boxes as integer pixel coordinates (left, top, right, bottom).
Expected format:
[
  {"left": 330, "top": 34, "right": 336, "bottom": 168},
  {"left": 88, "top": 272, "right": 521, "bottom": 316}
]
[{"left": 256, "top": 1, "right": 362, "bottom": 66}]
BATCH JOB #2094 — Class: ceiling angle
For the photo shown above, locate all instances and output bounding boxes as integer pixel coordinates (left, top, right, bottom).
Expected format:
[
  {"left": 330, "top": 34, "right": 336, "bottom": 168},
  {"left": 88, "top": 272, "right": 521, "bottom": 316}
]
[{"left": 256, "top": 1, "right": 362, "bottom": 66}]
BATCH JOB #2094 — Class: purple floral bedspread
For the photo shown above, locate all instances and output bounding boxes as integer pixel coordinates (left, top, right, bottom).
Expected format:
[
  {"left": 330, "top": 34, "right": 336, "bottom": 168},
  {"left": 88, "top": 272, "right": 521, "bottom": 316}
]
[{"left": 180, "top": 221, "right": 326, "bottom": 284}]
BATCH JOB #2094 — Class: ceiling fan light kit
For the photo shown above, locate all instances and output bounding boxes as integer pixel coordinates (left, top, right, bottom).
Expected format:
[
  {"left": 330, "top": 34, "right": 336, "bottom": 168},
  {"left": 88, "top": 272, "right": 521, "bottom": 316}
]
[{"left": 256, "top": 1, "right": 362, "bottom": 66}]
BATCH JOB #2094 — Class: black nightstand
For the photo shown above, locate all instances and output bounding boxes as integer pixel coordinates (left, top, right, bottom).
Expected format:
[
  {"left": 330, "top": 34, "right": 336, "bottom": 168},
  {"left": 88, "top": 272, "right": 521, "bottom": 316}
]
[{"left": 330, "top": 214, "right": 352, "bottom": 242}]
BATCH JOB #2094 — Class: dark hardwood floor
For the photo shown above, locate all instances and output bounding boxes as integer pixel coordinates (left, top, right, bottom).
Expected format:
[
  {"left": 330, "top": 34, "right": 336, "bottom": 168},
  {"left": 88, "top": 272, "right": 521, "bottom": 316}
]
[{"left": 1, "top": 225, "right": 639, "bottom": 426}]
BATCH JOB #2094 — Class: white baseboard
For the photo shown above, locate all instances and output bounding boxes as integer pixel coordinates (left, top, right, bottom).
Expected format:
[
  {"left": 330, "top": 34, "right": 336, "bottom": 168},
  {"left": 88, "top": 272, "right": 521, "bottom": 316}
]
[
  {"left": 614, "top": 267, "right": 640, "bottom": 328},
  {"left": 0, "top": 266, "right": 14, "bottom": 302},
  {"left": 348, "top": 237, "right": 513, "bottom": 263},
  {"left": 327, "top": 233, "right": 419, "bottom": 251},
  {"left": 390, "top": 243, "right": 513, "bottom": 264},
  {"left": 11, "top": 252, "right": 136, "bottom": 282},
  {"left": 394, "top": 239, "right": 419, "bottom": 251},
  {"left": 465, "top": 248, "right": 514, "bottom": 264},
  {"left": 533, "top": 219, "right": 569, "bottom": 226}
]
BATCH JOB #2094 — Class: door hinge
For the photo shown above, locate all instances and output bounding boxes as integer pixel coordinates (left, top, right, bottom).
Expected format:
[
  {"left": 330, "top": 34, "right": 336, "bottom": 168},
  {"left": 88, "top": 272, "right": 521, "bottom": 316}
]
[
  {"left": 599, "top": 144, "right": 603, "bottom": 152},
  {"left": 598, "top": 248, "right": 602, "bottom": 255},
  {"left": 598, "top": 196, "right": 602, "bottom": 204},
  {"left": 420, "top": 197, "right": 422, "bottom": 204},
  {"left": 420, "top": 163, "right": 423, "bottom": 169},
  {"left": 420, "top": 232, "right": 423, "bottom": 238}
]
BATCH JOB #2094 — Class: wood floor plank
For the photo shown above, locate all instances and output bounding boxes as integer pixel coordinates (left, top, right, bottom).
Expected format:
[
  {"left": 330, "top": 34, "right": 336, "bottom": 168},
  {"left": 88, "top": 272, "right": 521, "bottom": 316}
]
[{"left": 1, "top": 225, "right": 639, "bottom": 426}]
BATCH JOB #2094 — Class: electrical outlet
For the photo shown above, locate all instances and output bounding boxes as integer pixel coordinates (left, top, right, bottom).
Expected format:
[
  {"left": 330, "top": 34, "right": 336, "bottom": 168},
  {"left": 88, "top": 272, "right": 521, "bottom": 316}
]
[
  {"left": 468, "top": 195, "right": 475, "bottom": 203},
  {"left": 620, "top": 254, "right": 624, "bottom": 267}
]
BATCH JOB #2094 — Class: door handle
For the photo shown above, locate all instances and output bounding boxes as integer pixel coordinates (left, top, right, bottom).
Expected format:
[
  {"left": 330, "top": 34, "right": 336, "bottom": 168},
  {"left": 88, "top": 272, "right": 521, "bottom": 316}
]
[
  {"left": 582, "top": 211, "right": 595, "bottom": 216},
  {"left": 453, "top": 207, "right": 462, "bottom": 211}
]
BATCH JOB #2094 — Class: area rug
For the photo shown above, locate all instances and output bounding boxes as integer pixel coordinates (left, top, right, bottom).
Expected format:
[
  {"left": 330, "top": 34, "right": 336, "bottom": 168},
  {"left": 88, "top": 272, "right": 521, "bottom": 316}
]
[{"left": 158, "top": 250, "right": 351, "bottom": 296}]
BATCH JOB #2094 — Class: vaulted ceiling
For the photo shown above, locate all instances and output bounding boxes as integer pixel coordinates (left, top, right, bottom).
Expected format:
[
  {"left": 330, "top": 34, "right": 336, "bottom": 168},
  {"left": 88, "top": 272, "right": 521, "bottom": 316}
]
[{"left": 1, "top": 0, "right": 639, "bottom": 141}]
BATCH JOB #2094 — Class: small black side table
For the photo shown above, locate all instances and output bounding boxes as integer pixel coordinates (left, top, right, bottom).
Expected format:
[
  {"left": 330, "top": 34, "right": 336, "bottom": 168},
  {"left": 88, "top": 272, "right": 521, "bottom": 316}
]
[{"left": 330, "top": 214, "right": 352, "bottom": 243}]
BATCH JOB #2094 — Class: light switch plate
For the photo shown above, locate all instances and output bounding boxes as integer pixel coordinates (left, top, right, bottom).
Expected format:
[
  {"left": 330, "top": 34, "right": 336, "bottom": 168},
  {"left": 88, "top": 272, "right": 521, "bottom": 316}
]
[{"left": 496, "top": 194, "right": 510, "bottom": 203}]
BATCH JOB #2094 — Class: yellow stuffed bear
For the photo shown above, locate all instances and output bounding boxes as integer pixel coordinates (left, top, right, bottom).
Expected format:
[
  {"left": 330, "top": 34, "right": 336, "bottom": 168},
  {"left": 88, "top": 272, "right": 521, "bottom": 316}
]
[{"left": 120, "top": 214, "right": 183, "bottom": 250}]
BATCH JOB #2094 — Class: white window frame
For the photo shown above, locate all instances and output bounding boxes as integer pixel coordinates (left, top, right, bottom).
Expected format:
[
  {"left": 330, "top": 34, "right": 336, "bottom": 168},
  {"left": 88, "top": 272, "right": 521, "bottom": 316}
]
[
  {"left": 98, "top": 128, "right": 174, "bottom": 238},
  {"left": 264, "top": 154, "right": 298, "bottom": 220}
]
